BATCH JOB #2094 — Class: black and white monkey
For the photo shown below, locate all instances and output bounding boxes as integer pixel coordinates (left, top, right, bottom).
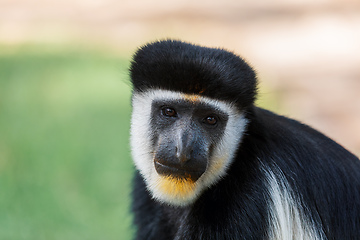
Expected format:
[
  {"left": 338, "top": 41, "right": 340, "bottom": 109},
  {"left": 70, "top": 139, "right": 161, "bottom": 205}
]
[{"left": 129, "top": 40, "right": 360, "bottom": 240}]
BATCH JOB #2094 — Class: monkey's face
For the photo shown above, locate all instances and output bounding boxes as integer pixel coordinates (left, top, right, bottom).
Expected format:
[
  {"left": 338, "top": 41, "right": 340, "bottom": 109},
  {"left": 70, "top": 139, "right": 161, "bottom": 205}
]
[{"left": 130, "top": 89, "right": 247, "bottom": 206}]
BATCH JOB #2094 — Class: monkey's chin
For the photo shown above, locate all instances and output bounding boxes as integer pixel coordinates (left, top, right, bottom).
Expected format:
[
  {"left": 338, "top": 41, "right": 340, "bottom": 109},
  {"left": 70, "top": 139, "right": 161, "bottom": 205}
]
[{"left": 149, "top": 174, "right": 201, "bottom": 206}]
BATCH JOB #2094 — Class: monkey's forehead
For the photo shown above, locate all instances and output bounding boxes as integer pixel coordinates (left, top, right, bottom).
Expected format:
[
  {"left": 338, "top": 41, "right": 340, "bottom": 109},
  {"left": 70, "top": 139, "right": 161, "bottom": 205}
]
[
  {"left": 132, "top": 89, "right": 240, "bottom": 116},
  {"left": 129, "top": 40, "right": 258, "bottom": 109}
]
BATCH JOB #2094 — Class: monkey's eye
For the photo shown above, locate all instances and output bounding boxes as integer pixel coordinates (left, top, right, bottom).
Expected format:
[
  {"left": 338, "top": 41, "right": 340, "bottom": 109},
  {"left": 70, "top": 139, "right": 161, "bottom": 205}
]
[
  {"left": 204, "top": 116, "right": 217, "bottom": 125},
  {"left": 161, "top": 107, "right": 177, "bottom": 117}
]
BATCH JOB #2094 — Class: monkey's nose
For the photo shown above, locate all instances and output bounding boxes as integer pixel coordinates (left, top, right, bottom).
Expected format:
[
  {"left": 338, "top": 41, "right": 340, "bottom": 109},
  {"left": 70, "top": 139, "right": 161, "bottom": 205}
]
[{"left": 175, "top": 147, "right": 193, "bottom": 164}]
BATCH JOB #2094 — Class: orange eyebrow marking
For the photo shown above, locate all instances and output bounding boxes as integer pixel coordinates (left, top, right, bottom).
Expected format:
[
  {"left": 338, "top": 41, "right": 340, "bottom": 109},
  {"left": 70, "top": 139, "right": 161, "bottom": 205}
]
[
  {"left": 182, "top": 94, "right": 200, "bottom": 102},
  {"left": 198, "top": 89, "right": 206, "bottom": 94},
  {"left": 181, "top": 89, "right": 206, "bottom": 103}
]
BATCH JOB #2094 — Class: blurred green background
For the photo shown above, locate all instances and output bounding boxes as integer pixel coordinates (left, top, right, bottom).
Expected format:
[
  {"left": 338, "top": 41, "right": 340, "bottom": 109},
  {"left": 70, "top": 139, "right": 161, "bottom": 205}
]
[{"left": 0, "top": 45, "right": 134, "bottom": 239}]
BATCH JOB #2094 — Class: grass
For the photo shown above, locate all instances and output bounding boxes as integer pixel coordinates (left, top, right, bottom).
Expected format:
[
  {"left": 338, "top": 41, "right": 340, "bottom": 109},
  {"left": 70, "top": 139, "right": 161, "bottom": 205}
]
[{"left": 0, "top": 45, "right": 134, "bottom": 239}]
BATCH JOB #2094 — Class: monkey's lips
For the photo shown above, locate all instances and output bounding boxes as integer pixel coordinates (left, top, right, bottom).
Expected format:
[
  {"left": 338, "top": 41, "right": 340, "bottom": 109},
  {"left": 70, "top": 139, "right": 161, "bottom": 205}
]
[{"left": 154, "top": 161, "right": 205, "bottom": 182}]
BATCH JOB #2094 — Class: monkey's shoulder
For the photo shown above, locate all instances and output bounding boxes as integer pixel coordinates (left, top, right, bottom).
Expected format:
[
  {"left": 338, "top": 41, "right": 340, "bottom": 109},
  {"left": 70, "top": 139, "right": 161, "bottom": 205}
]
[{"left": 246, "top": 107, "right": 359, "bottom": 163}]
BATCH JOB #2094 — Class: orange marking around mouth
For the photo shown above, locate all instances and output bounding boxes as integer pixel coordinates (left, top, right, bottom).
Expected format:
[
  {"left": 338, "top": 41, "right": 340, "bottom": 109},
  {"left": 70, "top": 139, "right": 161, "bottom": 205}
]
[{"left": 157, "top": 176, "right": 196, "bottom": 198}]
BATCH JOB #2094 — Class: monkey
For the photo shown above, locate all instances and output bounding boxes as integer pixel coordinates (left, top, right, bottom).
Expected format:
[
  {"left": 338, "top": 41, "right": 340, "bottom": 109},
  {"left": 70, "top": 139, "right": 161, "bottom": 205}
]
[{"left": 129, "top": 39, "right": 360, "bottom": 240}]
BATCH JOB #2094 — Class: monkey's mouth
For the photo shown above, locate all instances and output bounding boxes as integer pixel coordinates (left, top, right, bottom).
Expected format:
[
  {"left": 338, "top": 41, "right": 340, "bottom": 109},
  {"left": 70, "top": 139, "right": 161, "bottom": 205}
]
[{"left": 154, "top": 161, "right": 205, "bottom": 182}]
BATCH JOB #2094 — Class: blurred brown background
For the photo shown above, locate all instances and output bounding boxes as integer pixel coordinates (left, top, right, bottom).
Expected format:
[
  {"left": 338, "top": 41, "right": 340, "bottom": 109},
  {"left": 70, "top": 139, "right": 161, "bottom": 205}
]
[{"left": 1, "top": 0, "right": 359, "bottom": 154}]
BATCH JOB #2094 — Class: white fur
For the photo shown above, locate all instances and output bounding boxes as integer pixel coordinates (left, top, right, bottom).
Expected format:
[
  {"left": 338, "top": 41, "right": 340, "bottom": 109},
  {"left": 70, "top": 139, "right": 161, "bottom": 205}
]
[
  {"left": 130, "top": 89, "right": 247, "bottom": 206},
  {"left": 263, "top": 166, "right": 326, "bottom": 240}
]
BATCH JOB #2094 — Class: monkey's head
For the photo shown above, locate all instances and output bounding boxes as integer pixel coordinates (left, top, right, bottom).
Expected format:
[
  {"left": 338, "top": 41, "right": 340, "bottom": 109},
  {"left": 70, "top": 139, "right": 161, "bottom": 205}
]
[{"left": 130, "top": 40, "right": 257, "bottom": 206}]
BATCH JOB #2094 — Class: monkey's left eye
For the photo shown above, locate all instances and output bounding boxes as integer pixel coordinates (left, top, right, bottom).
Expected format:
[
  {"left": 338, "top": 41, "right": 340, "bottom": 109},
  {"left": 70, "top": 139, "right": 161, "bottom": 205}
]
[
  {"left": 204, "top": 116, "right": 217, "bottom": 125},
  {"left": 161, "top": 107, "right": 177, "bottom": 117}
]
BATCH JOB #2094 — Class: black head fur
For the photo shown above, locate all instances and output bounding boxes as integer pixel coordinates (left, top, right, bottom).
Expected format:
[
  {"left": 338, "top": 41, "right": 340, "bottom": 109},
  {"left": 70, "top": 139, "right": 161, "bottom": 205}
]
[{"left": 130, "top": 40, "right": 258, "bottom": 110}]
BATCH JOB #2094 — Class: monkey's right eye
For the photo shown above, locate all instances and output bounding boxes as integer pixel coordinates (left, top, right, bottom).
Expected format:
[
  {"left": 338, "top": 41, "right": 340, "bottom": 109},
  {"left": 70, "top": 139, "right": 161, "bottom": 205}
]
[{"left": 161, "top": 107, "right": 177, "bottom": 117}]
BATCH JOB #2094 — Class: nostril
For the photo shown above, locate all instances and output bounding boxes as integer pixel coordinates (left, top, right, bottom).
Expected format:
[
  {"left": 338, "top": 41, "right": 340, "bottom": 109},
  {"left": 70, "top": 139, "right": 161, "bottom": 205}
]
[
  {"left": 186, "top": 149, "right": 194, "bottom": 160},
  {"left": 189, "top": 149, "right": 194, "bottom": 157},
  {"left": 179, "top": 155, "right": 189, "bottom": 163}
]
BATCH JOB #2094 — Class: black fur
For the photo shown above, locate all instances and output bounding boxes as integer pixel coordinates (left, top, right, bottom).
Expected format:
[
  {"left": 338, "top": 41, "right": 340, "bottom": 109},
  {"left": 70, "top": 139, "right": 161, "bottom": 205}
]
[
  {"left": 130, "top": 40, "right": 257, "bottom": 110},
  {"left": 130, "top": 40, "right": 360, "bottom": 239}
]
